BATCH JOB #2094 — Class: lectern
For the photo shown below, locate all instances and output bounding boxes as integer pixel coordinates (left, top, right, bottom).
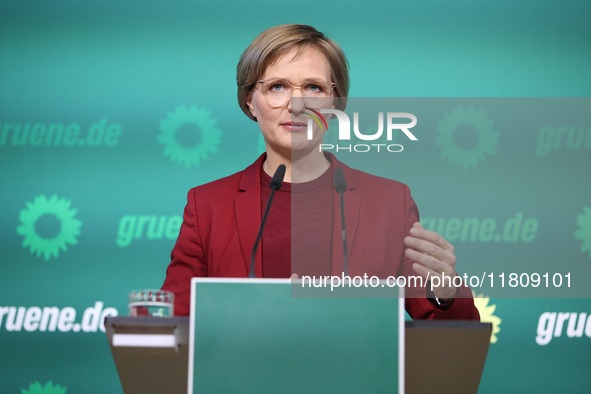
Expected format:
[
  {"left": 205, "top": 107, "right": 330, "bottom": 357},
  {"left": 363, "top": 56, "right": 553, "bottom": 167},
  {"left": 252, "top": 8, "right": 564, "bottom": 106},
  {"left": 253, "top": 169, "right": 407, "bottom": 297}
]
[{"left": 105, "top": 279, "right": 491, "bottom": 393}]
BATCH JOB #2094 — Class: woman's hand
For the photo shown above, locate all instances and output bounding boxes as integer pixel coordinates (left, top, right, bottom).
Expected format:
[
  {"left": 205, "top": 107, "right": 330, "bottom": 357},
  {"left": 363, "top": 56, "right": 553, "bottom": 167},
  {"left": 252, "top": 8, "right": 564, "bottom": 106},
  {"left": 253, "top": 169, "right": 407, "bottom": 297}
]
[{"left": 404, "top": 222, "right": 459, "bottom": 300}]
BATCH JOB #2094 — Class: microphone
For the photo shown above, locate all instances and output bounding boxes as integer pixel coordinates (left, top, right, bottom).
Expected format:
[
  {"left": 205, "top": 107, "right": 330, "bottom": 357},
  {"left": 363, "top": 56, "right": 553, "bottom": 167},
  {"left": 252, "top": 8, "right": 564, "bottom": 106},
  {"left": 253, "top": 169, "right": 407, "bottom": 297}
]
[
  {"left": 249, "top": 164, "right": 286, "bottom": 278},
  {"left": 334, "top": 168, "right": 349, "bottom": 276},
  {"left": 270, "top": 164, "right": 286, "bottom": 190}
]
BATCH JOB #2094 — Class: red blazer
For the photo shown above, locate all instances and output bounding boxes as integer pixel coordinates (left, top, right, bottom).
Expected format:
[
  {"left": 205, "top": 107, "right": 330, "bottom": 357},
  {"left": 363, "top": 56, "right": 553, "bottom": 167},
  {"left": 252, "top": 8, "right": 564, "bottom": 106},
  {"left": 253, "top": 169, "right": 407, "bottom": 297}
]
[{"left": 162, "top": 153, "right": 479, "bottom": 320}]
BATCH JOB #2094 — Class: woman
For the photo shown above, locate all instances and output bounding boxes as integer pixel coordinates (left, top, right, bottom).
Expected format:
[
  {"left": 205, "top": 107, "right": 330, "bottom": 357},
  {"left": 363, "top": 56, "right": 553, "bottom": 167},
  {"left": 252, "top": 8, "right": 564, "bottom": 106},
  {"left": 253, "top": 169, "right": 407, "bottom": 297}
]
[{"left": 162, "top": 24, "right": 479, "bottom": 320}]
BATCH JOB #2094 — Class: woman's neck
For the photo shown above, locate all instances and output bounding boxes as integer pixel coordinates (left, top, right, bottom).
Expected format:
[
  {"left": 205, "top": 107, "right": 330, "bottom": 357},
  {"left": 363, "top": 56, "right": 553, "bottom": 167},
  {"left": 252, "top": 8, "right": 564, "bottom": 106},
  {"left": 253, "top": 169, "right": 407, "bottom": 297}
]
[{"left": 263, "top": 150, "right": 330, "bottom": 183}]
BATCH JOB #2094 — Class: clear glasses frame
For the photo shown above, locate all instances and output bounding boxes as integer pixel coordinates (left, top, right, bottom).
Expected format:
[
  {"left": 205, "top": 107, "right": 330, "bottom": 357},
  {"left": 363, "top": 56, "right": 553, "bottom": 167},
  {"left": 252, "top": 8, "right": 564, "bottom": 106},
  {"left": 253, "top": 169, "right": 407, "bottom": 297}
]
[{"left": 257, "top": 78, "right": 336, "bottom": 108}]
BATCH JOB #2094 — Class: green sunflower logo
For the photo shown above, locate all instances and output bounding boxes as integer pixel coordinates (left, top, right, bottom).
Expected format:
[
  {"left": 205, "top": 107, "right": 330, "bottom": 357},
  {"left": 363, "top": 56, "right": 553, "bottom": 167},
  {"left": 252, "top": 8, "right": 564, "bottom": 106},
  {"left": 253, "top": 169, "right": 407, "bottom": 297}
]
[
  {"left": 575, "top": 206, "right": 591, "bottom": 259},
  {"left": 21, "top": 381, "right": 67, "bottom": 394},
  {"left": 436, "top": 107, "right": 499, "bottom": 169},
  {"left": 17, "top": 194, "right": 82, "bottom": 260},
  {"left": 158, "top": 105, "right": 222, "bottom": 168}
]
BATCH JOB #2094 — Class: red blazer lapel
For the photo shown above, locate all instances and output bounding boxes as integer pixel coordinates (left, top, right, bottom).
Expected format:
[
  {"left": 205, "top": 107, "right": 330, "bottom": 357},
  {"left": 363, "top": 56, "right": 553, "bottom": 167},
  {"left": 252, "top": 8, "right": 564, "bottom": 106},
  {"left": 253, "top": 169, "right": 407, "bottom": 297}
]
[{"left": 235, "top": 154, "right": 265, "bottom": 277}]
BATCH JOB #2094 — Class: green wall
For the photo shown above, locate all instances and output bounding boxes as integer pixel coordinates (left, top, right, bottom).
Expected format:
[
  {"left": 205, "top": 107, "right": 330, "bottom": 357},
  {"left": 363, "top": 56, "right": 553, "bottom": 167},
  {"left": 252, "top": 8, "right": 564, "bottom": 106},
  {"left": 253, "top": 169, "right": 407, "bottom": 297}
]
[{"left": 1, "top": 0, "right": 590, "bottom": 392}]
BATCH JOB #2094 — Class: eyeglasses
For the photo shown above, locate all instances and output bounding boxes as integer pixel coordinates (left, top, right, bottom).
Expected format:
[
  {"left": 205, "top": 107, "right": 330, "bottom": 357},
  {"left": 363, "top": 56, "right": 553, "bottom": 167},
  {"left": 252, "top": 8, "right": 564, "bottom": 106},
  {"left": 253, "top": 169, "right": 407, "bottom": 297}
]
[{"left": 257, "top": 78, "right": 336, "bottom": 108}]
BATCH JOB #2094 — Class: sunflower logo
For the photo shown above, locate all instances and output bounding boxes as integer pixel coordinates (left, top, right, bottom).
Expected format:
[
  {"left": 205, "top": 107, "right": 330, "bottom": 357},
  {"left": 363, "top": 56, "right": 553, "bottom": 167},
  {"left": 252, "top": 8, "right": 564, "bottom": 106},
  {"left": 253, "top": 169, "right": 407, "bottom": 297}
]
[
  {"left": 16, "top": 194, "right": 82, "bottom": 260},
  {"left": 473, "top": 292, "right": 502, "bottom": 343},
  {"left": 158, "top": 105, "right": 222, "bottom": 168},
  {"left": 436, "top": 107, "right": 499, "bottom": 169},
  {"left": 575, "top": 206, "right": 591, "bottom": 259},
  {"left": 21, "top": 381, "right": 67, "bottom": 394}
]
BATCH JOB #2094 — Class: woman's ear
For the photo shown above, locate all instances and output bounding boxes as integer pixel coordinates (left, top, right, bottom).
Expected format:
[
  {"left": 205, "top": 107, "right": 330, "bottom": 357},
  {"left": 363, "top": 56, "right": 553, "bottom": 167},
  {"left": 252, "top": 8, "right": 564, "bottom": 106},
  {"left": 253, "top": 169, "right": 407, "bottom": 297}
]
[{"left": 246, "top": 94, "right": 257, "bottom": 119}]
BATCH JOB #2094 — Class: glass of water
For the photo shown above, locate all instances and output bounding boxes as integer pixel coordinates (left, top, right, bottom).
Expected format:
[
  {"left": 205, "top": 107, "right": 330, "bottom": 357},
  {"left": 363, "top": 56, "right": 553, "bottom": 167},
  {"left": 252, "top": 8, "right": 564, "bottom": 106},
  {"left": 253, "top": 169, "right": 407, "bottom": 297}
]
[{"left": 129, "top": 289, "right": 174, "bottom": 317}]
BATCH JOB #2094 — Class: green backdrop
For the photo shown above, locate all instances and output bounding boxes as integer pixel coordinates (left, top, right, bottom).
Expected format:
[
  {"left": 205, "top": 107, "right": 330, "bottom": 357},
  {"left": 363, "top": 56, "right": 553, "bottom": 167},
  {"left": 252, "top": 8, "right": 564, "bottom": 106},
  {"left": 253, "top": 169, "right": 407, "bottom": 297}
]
[{"left": 1, "top": 0, "right": 590, "bottom": 393}]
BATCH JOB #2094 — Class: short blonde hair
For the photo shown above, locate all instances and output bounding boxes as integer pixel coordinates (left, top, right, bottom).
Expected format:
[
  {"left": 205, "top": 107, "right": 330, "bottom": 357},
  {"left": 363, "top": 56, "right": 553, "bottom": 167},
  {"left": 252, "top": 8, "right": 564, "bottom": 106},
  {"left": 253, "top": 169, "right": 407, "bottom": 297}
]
[{"left": 237, "top": 24, "right": 349, "bottom": 121}]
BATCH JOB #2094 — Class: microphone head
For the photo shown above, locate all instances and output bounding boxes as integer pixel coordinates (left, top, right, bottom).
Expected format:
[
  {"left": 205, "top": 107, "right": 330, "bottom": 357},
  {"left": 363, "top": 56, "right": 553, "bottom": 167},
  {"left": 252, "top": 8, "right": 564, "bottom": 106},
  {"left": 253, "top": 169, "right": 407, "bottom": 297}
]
[
  {"left": 334, "top": 168, "right": 347, "bottom": 193},
  {"left": 270, "top": 164, "right": 286, "bottom": 190}
]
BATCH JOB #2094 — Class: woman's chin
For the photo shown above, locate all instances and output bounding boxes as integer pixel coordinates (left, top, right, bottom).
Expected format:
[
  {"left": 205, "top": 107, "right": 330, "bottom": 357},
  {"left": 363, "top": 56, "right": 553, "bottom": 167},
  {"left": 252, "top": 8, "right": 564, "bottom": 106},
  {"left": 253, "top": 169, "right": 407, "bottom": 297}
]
[
  {"left": 290, "top": 134, "right": 322, "bottom": 153},
  {"left": 264, "top": 132, "right": 323, "bottom": 158}
]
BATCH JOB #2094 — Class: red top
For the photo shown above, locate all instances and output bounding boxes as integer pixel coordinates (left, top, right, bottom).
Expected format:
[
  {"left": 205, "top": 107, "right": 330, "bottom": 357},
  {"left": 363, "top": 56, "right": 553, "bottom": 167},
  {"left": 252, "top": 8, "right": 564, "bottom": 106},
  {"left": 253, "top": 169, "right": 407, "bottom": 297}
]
[{"left": 261, "top": 164, "right": 334, "bottom": 278}]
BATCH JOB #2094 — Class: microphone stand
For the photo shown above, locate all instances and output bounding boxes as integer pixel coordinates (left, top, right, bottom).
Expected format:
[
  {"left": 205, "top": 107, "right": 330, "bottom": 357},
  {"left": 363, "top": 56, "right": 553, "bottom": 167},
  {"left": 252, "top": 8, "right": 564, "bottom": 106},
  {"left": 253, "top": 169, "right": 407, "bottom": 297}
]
[{"left": 248, "top": 164, "right": 286, "bottom": 278}]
